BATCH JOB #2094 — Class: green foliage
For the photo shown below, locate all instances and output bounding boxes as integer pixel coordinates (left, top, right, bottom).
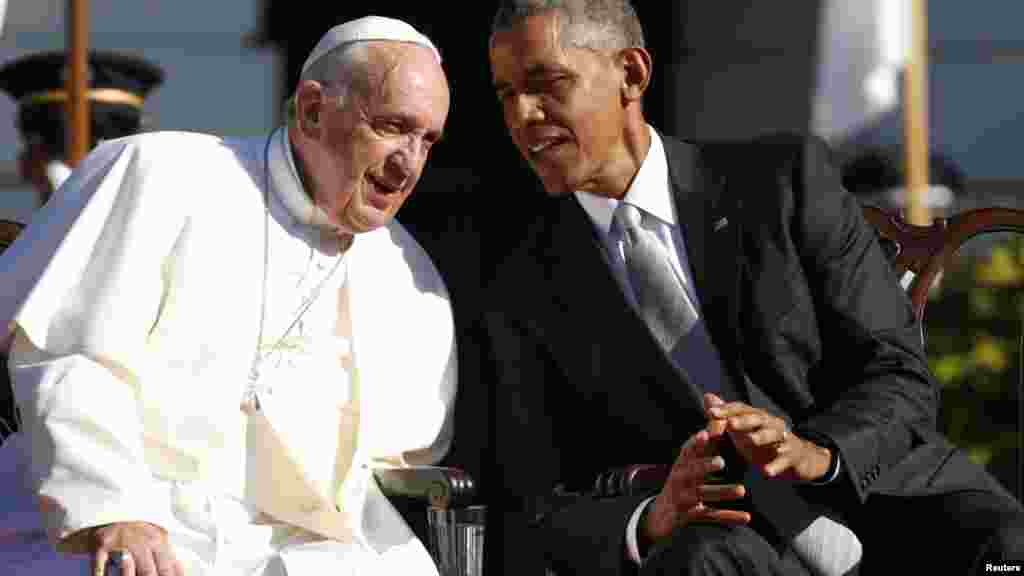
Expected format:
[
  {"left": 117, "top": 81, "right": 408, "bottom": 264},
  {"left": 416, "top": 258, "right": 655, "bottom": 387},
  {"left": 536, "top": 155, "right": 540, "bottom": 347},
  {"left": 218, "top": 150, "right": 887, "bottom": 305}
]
[{"left": 925, "top": 234, "right": 1024, "bottom": 484}]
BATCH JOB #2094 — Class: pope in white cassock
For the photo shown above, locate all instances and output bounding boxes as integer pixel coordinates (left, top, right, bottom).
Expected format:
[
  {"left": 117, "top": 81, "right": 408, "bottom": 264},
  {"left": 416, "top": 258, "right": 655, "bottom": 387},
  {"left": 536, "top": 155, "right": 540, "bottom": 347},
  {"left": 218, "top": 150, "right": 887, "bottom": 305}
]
[{"left": 0, "top": 15, "right": 456, "bottom": 576}]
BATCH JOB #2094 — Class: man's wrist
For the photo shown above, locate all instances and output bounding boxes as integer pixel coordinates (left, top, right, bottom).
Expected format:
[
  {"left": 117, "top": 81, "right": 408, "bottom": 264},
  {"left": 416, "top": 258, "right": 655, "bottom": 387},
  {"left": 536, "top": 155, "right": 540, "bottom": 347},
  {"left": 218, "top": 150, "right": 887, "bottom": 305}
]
[
  {"left": 807, "top": 443, "right": 841, "bottom": 485},
  {"left": 809, "top": 447, "right": 833, "bottom": 483},
  {"left": 795, "top": 428, "right": 842, "bottom": 485}
]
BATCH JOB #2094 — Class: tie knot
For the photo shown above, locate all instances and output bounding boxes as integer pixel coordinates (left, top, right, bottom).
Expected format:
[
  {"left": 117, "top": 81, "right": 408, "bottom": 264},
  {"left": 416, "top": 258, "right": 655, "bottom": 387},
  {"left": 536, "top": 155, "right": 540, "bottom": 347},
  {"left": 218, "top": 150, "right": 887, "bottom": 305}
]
[{"left": 615, "top": 203, "right": 644, "bottom": 231}]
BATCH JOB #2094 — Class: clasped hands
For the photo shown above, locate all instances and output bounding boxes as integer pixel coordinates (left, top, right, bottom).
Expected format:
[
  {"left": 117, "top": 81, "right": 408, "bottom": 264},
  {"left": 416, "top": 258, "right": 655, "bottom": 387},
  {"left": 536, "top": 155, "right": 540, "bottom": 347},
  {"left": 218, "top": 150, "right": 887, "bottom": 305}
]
[{"left": 641, "top": 393, "right": 832, "bottom": 545}]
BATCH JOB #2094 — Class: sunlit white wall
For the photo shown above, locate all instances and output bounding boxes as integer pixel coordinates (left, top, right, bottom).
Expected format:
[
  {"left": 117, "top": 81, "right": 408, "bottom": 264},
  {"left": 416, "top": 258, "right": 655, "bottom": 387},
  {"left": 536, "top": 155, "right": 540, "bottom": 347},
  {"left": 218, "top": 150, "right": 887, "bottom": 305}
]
[{"left": 669, "top": 3, "right": 1024, "bottom": 185}]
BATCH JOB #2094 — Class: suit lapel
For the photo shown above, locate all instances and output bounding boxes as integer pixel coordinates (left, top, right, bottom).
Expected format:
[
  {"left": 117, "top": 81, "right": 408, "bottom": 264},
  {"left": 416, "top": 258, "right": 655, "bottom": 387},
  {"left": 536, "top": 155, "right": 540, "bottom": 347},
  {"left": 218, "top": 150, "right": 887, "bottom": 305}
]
[
  {"left": 662, "top": 136, "right": 747, "bottom": 399},
  {"left": 662, "top": 137, "right": 705, "bottom": 297}
]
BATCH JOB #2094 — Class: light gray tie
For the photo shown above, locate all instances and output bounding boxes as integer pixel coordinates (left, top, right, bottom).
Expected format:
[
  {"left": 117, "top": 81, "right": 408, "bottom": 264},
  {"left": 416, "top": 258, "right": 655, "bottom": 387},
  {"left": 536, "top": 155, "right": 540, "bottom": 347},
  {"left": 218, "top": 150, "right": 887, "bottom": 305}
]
[{"left": 615, "top": 203, "right": 697, "bottom": 352}]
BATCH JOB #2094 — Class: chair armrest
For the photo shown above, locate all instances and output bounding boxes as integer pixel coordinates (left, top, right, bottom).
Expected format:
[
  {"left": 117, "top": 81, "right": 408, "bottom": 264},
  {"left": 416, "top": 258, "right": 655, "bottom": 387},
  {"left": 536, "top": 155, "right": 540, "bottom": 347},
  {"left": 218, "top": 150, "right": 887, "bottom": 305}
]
[
  {"left": 373, "top": 466, "right": 476, "bottom": 509},
  {"left": 592, "top": 464, "right": 670, "bottom": 498}
]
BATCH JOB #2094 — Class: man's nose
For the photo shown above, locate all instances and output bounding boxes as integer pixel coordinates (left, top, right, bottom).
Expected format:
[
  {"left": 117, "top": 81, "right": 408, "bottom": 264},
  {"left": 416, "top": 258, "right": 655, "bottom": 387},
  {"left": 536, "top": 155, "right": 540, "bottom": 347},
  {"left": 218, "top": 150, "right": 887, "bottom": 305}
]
[{"left": 505, "top": 93, "right": 543, "bottom": 129}]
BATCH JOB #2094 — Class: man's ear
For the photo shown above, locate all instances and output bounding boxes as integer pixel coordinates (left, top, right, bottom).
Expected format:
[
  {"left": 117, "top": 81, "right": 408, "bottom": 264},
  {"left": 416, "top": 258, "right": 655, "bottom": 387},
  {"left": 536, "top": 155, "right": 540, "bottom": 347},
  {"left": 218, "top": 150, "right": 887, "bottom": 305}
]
[
  {"left": 294, "top": 80, "right": 325, "bottom": 137},
  {"left": 619, "top": 47, "right": 652, "bottom": 104}
]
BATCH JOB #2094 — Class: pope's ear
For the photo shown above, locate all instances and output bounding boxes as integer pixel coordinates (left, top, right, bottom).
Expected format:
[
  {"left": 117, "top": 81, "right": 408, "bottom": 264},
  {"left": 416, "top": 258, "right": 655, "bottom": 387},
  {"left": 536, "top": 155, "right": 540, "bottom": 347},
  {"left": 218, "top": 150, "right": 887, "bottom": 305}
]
[
  {"left": 619, "top": 46, "right": 652, "bottom": 103},
  {"left": 293, "top": 80, "right": 325, "bottom": 137}
]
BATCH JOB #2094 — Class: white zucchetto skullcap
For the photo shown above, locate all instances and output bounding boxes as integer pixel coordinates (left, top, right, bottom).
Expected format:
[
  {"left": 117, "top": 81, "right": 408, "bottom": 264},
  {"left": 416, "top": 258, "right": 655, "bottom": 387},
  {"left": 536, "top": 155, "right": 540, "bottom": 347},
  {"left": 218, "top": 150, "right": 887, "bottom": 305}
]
[{"left": 301, "top": 15, "right": 441, "bottom": 75}]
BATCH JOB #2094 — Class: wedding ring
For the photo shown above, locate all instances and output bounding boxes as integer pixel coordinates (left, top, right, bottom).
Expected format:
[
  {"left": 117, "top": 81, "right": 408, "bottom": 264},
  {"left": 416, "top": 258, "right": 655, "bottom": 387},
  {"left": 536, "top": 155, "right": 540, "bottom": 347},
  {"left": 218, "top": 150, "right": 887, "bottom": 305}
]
[
  {"left": 774, "top": 427, "right": 790, "bottom": 454},
  {"left": 105, "top": 550, "right": 130, "bottom": 576}
]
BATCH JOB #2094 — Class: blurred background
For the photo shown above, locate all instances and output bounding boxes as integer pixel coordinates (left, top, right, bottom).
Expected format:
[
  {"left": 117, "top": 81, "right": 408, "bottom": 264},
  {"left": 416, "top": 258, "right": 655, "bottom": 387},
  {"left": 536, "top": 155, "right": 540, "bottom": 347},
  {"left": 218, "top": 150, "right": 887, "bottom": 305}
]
[
  {"left": 0, "top": 0, "right": 279, "bottom": 221},
  {"left": 2, "top": 1, "right": 1024, "bottom": 499}
]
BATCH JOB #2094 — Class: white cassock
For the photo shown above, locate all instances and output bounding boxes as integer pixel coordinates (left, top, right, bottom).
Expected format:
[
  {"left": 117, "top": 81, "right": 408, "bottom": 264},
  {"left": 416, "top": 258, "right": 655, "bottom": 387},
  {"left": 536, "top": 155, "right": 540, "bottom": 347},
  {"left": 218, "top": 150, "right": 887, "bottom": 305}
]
[{"left": 0, "top": 126, "right": 456, "bottom": 575}]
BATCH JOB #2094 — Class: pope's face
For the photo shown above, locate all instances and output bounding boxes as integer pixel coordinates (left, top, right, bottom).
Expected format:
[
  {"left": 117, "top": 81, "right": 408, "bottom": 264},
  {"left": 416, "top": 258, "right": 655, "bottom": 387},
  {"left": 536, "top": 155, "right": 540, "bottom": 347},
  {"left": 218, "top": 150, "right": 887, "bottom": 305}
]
[
  {"left": 489, "top": 12, "right": 629, "bottom": 198},
  {"left": 304, "top": 44, "right": 449, "bottom": 234}
]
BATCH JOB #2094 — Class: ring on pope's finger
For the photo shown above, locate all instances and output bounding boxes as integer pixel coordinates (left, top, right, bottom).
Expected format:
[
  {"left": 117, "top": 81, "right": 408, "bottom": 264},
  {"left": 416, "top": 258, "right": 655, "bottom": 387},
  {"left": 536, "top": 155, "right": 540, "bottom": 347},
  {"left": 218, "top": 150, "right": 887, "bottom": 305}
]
[{"left": 105, "top": 550, "right": 131, "bottom": 576}]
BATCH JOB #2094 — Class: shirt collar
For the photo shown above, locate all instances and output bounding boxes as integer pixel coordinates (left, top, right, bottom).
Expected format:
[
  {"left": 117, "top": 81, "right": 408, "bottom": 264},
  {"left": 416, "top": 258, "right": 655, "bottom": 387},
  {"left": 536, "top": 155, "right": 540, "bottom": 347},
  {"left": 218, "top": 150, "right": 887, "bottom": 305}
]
[
  {"left": 268, "top": 125, "right": 333, "bottom": 229},
  {"left": 573, "top": 125, "right": 676, "bottom": 235}
]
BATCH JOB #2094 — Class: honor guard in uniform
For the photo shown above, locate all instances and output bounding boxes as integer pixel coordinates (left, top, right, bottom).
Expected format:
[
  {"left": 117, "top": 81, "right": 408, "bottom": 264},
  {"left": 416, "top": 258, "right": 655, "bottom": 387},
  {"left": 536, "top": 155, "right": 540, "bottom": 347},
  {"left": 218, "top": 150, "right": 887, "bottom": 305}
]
[
  {"left": 841, "top": 147, "right": 968, "bottom": 217},
  {"left": 0, "top": 50, "right": 164, "bottom": 211},
  {"left": 842, "top": 148, "right": 970, "bottom": 289}
]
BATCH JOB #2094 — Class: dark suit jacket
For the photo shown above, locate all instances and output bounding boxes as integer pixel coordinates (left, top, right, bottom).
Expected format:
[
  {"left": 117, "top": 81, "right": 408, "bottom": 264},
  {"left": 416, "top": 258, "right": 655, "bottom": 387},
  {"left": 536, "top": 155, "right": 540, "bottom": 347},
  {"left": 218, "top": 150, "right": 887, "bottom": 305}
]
[{"left": 481, "top": 132, "right": 1001, "bottom": 575}]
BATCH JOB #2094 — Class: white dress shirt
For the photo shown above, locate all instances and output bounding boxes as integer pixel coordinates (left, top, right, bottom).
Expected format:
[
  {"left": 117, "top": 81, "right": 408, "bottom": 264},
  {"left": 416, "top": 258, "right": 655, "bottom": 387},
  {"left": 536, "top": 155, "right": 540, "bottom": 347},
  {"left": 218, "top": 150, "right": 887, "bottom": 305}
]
[
  {"left": 574, "top": 127, "right": 698, "bottom": 313},
  {"left": 574, "top": 126, "right": 696, "bottom": 564}
]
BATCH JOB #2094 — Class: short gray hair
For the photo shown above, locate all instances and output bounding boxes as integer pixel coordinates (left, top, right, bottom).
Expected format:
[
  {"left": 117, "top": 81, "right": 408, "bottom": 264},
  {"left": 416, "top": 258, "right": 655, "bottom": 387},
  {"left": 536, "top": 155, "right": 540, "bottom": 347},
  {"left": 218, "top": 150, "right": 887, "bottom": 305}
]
[
  {"left": 297, "top": 41, "right": 374, "bottom": 111},
  {"left": 491, "top": 0, "right": 645, "bottom": 53}
]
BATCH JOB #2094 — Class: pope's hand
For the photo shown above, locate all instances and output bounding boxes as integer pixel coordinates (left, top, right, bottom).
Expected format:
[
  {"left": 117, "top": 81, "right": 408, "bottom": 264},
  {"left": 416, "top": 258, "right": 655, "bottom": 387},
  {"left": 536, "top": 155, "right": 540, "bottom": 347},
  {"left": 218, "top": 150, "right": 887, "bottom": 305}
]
[
  {"left": 72, "top": 521, "right": 183, "bottom": 576},
  {"left": 640, "top": 427, "right": 750, "bottom": 548},
  {"left": 704, "top": 393, "right": 831, "bottom": 482}
]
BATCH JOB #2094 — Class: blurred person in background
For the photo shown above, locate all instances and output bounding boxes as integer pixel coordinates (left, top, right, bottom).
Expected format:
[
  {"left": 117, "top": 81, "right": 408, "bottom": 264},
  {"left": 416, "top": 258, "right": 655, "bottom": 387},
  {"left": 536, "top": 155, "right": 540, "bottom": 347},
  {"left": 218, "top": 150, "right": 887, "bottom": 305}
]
[{"left": 0, "top": 50, "right": 164, "bottom": 211}]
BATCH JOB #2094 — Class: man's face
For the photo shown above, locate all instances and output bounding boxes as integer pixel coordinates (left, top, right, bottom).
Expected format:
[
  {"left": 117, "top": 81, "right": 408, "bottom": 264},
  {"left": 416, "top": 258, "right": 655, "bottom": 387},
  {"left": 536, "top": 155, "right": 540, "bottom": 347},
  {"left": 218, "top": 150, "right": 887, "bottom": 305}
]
[
  {"left": 303, "top": 43, "right": 449, "bottom": 234},
  {"left": 490, "top": 12, "right": 628, "bottom": 197},
  {"left": 17, "top": 140, "right": 55, "bottom": 204}
]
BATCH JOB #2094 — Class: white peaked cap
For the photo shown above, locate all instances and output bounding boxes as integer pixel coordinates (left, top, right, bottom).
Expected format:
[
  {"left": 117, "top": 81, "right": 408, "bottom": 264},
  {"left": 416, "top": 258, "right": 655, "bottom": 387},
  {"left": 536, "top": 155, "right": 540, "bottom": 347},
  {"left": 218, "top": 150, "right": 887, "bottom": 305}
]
[{"left": 301, "top": 15, "right": 441, "bottom": 75}]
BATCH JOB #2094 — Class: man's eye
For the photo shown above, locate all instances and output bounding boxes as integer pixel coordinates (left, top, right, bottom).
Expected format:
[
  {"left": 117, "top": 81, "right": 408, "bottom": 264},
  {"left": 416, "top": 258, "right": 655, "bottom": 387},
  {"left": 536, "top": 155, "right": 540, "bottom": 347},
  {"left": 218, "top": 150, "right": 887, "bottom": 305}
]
[
  {"left": 376, "top": 121, "right": 405, "bottom": 134},
  {"left": 549, "top": 76, "right": 570, "bottom": 89},
  {"left": 524, "top": 76, "right": 568, "bottom": 95}
]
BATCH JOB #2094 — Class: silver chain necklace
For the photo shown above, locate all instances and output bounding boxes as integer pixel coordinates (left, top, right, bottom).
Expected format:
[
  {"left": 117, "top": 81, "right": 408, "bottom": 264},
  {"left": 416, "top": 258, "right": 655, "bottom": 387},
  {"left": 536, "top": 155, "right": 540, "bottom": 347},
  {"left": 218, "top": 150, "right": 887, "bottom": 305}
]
[{"left": 243, "top": 128, "right": 347, "bottom": 409}]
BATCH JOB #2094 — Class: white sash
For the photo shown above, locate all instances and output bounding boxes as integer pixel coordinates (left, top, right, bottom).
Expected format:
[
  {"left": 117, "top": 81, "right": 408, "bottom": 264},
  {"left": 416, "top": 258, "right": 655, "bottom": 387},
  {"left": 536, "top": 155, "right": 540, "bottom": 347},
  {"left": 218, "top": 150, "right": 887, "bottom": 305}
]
[{"left": 244, "top": 271, "right": 361, "bottom": 543}]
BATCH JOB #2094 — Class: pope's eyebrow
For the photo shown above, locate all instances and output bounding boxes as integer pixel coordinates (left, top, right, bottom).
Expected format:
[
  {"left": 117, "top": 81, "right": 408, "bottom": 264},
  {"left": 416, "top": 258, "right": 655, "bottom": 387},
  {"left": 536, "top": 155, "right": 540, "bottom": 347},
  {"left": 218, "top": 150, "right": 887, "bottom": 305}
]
[{"left": 376, "top": 112, "right": 444, "bottom": 144}]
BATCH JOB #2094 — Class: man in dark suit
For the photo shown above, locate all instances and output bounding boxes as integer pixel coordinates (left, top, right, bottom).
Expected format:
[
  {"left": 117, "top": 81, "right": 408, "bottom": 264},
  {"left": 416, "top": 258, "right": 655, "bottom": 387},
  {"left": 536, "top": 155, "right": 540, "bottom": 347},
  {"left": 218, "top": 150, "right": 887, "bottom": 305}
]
[{"left": 480, "top": 1, "right": 1024, "bottom": 574}]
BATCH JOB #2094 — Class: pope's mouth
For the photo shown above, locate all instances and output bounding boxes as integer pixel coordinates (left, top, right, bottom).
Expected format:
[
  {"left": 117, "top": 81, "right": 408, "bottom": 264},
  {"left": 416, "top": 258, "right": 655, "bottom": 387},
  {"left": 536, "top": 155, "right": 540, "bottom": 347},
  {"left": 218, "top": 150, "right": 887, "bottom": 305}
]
[{"left": 366, "top": 175, "right": 400, "bottom": 211}]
